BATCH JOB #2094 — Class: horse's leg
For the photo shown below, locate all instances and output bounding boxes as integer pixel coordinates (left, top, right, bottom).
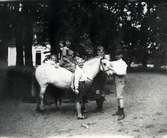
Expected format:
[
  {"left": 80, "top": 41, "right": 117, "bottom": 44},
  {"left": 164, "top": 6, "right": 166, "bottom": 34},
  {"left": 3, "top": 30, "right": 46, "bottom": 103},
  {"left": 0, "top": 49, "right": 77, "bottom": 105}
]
[
  {"left": 36, "top": 85, "right": 47, "bottom": 112},
  {"left": 54, "top": 90, "right": 62, "bottom": 110},
  {"left": 81, "top": 96, "right": 87, "bottom": 113},
  {"left": 98, "top": 96, "right": 105, "bottom": 111},
  {"left": 58, "top": 98, "right": 62, "bottom": 110},
  {"left": 74, "top": 95, "right": 85, "bottom": 119},
  {"left": 54, "top": 97, "right": 61, "bottom": 110},
  {"left": 95, "top": 90, "right": 105, "bottom": 112},
  {"left": 54, "top": 98, "right": 58, "bottom": 109}
]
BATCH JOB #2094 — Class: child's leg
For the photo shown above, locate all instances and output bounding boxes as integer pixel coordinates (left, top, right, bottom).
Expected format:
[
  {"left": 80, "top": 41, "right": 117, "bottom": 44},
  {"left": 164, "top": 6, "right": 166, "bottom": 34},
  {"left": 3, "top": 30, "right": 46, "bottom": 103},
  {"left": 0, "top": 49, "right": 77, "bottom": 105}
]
[
  {"left": 116, "top": 79, "right": 125, "bottom": 120},
  {"left": 113, "top": 76, "right": 125, "bottom": 120}
]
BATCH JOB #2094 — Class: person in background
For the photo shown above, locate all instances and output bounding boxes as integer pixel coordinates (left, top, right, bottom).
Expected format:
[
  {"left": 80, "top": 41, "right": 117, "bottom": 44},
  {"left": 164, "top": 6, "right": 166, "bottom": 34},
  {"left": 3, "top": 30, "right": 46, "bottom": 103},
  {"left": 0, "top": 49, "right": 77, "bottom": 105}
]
[
  {"left": 96, "top": 46, "right": 105, "bottom": 58},
  {"left": 60, "top": 40, "right": 71, "bottom": 60},
  {"left": 59, "top": 50, "right": 76, "bottom": 72},
  {"left": 110, "top": 50, "right": 128, "bottom": 120}
]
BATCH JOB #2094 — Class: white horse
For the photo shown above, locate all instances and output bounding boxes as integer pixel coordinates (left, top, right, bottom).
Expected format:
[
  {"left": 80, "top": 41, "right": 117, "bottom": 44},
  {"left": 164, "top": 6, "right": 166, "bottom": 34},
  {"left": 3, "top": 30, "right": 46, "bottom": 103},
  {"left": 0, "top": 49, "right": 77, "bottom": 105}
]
[{"left": 35, "top": 57, "right": 110, "bottom": 118}]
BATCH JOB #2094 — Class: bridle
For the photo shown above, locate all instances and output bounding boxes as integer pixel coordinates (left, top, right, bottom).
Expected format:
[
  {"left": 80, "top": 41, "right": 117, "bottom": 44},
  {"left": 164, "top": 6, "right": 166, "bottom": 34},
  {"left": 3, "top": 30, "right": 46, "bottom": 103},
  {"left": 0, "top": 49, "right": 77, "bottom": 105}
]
[
  {"left": 84, "top": 58, "right": 111, "bottom": 82},
  {"left": 83, "top": 58, "right": 112, "bottom": 82},
  {"left": 100, "top": 58, "right": 112, "bottom": 74}
]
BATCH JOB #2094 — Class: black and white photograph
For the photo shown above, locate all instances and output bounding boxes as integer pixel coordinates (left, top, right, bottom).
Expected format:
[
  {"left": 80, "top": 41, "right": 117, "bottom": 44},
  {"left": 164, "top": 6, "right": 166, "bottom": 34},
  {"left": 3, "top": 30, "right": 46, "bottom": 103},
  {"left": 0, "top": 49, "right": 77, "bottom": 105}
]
[{"left": 0, "top": 0, "right": 167, "bottom": 137}]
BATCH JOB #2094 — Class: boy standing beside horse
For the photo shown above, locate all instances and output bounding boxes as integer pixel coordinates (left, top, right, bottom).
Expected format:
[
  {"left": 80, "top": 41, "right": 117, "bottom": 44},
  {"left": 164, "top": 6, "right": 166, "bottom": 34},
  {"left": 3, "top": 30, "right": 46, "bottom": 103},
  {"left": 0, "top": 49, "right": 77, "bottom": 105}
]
[{"left": 109, "top": 50, "right": 128, "bottom": 120}]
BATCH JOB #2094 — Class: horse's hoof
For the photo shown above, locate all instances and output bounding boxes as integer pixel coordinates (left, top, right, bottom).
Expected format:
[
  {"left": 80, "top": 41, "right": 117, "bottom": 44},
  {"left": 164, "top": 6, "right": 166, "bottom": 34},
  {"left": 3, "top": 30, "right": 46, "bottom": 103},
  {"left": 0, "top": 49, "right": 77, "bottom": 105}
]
[
  {"left": 50, "top": 108, "right": 58, "bottom": 112},
  {"left": 35, "top": 107, "right": 41, "bottom": 112},
  {"left": 35, "top": 107, "right": 46, "bottom": 113},
  {"left": 81, "top": 109, "right": 87, "bottom": 114},
  {"left": 117, "top": 114, "right": 125, "bottom": 121},
  {"left": 56, "top": 107, "right": 61, "bottom": 111},
  {"left": 77, "top": 115, "right": 87, "bottom": 120},
  {"left": 112, "top": 111, "right": 119, "bottom": 116},
  {"left": 94, "top": 108, "right": 104, "bottom": 113}
]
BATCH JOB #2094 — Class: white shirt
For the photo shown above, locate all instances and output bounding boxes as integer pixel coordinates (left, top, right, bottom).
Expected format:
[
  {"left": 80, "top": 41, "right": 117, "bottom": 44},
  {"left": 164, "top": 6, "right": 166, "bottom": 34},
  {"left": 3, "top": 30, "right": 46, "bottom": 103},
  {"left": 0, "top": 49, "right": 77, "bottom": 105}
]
[
  {"left": 110, "top": 58, "right": 127, "bottom": 75},
  {"left": 74, "top": 65, "right": 87, "bottom": 90}
]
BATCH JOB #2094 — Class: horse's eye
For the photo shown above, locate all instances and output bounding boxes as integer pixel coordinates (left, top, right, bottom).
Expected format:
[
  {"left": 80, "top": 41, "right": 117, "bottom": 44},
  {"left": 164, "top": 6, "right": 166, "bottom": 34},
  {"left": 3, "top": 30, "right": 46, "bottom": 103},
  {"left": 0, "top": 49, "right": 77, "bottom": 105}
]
[{"left": 103, "top": 63, "right": 106, "bottom": 66}]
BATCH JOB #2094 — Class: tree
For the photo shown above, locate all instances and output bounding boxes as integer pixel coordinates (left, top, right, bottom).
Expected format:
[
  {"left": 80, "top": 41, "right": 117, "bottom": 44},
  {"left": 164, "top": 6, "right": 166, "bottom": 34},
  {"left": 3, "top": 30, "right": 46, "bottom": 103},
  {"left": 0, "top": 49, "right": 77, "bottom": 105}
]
[
  {"left": 16, "top": 6, "right": 31, "bottom": 66},
  {"left": 2, "top": 0, "right": 161, "bottom": 67},
  {"left": 48, "top": 0, "right": 65, "bottom": 55},
  {"left": 15, "top": 2, "right": 34, "bottom": 66}
]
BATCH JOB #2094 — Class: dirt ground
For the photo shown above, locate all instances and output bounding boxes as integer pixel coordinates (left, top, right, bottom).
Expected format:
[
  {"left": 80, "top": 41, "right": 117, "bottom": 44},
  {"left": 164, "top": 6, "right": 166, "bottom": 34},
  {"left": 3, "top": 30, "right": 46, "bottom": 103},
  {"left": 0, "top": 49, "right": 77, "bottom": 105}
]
[{"left": 0, "top": 73, "right": 167, "bottom": 138}]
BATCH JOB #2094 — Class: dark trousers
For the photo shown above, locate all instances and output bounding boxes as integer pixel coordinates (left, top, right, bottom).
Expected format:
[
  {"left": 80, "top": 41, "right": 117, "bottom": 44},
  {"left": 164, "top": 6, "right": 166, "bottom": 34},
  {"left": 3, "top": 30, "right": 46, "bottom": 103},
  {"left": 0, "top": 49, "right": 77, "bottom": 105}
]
[{"left": 75, "top": 81, "right": 87, "bottom": 102}]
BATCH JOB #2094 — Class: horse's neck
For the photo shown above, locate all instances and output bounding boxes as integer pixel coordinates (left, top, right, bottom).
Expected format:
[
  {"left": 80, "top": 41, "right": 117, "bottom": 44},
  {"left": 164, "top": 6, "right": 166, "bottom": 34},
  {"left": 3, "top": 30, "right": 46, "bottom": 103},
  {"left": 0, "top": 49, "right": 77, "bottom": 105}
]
[{"left": 83, "top": 58, "right": 100, "bottom": 80}]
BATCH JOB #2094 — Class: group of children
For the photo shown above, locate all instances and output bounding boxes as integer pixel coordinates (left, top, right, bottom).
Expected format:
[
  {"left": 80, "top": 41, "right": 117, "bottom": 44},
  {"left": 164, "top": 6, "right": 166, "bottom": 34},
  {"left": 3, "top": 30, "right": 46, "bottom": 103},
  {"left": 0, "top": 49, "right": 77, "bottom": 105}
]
[
  {"left": 43, "top": 47, "right": 86, "bottom": 93},
  {"left": 43, "top": 45, "right": 128, "bottom": 120}
]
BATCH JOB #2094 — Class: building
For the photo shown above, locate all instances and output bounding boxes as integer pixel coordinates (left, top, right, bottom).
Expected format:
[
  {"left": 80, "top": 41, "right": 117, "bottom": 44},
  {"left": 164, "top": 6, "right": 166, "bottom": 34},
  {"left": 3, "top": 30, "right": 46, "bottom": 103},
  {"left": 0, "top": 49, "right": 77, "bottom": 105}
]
[{"left": 8, "top": 42, "right": 51, "bottom": 67}]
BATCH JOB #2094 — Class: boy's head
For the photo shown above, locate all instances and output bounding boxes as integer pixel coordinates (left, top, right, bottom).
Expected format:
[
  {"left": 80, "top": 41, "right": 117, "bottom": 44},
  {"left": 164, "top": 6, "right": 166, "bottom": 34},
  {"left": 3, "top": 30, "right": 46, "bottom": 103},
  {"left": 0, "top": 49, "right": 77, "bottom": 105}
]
[
  {"left": 115, "top": 50, "right": 123, "bottom": 60},
  {"left": 59, "top": 41, "right": 64, "bottom": 48},
  {"left": 65, "top": 40, "right": 71, "bottom": 47},
  {"left": 96, "top": 46, "right": 104, "bottom": 57},
  {"left": 77, "top": 58, "right": 85, "bottom": 68},
  {"left": 51, "top": 54, "right": 57, "bottom": 61},
  {"left": 78, "top": 62, "right": 84, "bottom": 68}
]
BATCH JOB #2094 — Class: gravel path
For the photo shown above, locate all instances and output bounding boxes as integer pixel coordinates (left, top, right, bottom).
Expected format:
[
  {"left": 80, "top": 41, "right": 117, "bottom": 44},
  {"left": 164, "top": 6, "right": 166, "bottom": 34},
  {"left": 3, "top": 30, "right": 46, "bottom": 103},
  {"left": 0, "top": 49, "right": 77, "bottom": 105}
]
[{"left": 0, "top": 73, "right": 167, "bottom": 138}]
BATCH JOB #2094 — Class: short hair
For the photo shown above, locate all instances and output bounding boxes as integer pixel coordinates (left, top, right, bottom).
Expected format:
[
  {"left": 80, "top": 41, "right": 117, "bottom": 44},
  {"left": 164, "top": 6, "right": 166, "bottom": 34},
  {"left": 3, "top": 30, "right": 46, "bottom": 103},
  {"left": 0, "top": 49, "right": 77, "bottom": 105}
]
[
  {"left": 97, "top": 46, "right": 104, "bottom": 51},
  {"left": 115, "top": 49, "right": 123, "bottom": 56}
]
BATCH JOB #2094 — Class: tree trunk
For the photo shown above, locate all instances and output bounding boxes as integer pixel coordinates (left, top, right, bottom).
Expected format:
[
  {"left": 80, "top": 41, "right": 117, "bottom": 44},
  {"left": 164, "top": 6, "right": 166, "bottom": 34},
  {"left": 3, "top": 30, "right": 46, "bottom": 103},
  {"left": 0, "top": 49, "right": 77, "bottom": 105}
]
[
  {"left": 48, "top": 0, "right": 65, "bottom": 56},
  {"left": 16, "top": 15, "right": 24, "bottom": 66},
  {"left": 15, "top": 3, "right": 33, "bottom": 67},
  {"left": 24, "top": 18, "right": 33, "bottom": 67}
]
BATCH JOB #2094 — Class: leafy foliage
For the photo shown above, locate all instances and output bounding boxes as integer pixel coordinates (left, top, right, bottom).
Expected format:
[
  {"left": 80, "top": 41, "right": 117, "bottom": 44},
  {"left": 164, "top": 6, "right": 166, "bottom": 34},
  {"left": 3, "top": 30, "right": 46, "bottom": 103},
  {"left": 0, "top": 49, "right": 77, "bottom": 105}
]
[{"left": 0, "top": 0, "right": 167, "bottom": 66}]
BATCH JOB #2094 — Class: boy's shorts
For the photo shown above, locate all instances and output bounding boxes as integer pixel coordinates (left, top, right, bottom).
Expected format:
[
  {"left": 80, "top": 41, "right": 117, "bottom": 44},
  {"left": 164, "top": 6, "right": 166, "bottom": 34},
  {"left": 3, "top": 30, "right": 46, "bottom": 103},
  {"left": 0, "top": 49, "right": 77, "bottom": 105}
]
[{"left": 75, "top": 81, "right": 87, "bottom": 102}]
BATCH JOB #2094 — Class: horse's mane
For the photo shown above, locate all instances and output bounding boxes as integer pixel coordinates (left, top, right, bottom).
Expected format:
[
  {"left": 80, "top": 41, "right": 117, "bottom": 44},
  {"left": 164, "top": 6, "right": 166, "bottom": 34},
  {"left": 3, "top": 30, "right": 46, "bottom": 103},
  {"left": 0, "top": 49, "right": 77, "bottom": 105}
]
[{"left": 84, "top": 57, "right": 100, "bottom": 66}]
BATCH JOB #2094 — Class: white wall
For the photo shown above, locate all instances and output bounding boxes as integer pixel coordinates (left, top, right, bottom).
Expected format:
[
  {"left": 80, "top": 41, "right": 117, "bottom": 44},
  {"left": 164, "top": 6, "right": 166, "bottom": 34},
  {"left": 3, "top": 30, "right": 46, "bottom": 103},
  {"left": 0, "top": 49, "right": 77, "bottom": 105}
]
[
  {"left": 8, "top": 47, "right": 16, "bottom": 66},
  {"left": 8, "top": 45, "right": 50, "bottom": 67}
]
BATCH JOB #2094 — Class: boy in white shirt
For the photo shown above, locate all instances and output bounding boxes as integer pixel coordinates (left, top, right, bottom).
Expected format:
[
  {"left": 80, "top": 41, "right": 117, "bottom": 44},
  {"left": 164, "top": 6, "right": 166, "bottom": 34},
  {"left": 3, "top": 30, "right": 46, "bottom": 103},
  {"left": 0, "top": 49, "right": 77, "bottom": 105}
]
[
  {"left": 110, "top": 50, "right": 127, "bottom": 120},
  {"left": 74, "top": 58, "right": 87, "bottom": 92},
  {"left": 73, "top": 57, "right": 87, "bottom": 119}
]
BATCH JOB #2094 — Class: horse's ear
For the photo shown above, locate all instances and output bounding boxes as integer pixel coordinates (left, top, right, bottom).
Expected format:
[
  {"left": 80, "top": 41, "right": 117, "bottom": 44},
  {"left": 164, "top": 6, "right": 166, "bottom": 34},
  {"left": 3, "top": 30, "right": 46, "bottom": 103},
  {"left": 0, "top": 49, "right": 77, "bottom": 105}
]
[
  {"left": 100, "top": 62, "right": 103, "bottom": 71},
  {"left": 100, "top": 57, "right": 104, "bottom": 63}
]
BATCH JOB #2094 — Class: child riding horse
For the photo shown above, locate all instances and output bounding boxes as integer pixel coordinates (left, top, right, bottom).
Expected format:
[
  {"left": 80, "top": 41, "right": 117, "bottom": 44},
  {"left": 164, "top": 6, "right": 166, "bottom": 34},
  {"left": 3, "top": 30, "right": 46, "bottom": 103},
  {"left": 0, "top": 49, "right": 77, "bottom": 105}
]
[{"left": 35, "top": 57, "right": 110, "bottom": 119}]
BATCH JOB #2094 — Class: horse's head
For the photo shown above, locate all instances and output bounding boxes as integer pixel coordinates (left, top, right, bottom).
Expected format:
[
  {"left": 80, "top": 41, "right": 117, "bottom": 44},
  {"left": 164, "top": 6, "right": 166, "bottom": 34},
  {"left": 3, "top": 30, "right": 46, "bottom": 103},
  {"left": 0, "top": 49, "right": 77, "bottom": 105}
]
[
  {"left": 100, "top": 58, "right": 114, "bottom": 76},
  {"left": 82, "top": 57, "right": 114, "bottom": 81}
]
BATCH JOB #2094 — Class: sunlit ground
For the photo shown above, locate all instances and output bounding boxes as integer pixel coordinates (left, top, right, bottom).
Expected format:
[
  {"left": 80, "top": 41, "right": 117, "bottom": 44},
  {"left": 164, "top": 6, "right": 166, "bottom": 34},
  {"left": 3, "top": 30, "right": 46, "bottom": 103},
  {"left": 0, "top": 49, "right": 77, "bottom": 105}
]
[{"left": 0, "top": 73, "right": 167, "bottom": 138}]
